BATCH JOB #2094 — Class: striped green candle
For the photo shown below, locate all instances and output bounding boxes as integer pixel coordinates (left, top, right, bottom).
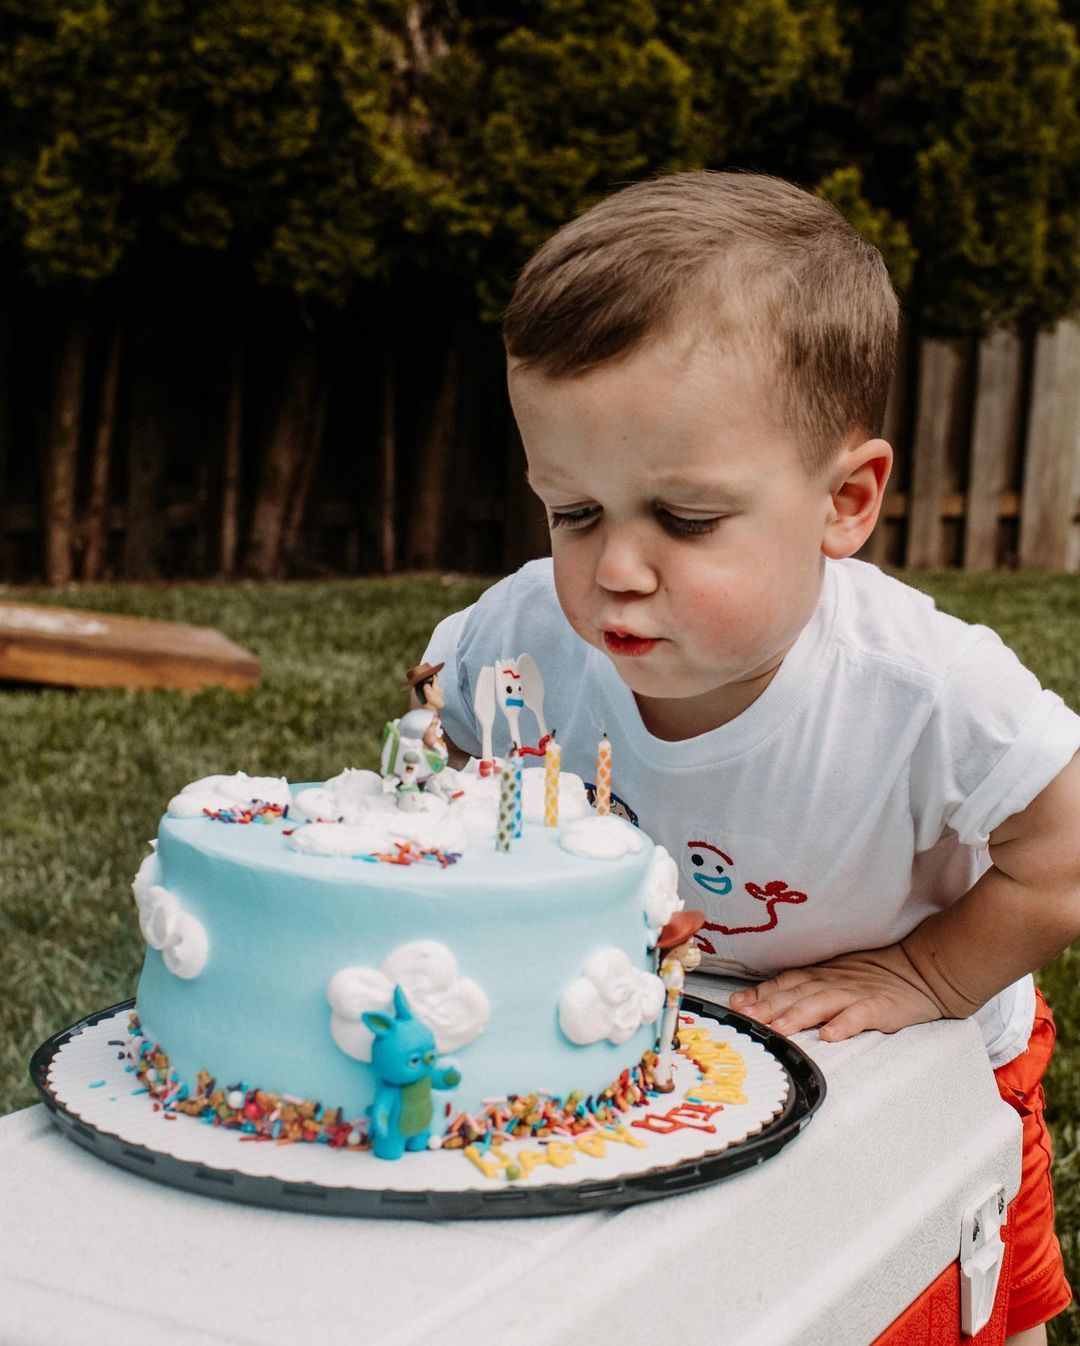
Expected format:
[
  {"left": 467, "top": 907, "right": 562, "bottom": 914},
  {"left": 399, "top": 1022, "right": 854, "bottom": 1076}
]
[{"left": 496, "top": 749, "right": 517, "bottom": 852}]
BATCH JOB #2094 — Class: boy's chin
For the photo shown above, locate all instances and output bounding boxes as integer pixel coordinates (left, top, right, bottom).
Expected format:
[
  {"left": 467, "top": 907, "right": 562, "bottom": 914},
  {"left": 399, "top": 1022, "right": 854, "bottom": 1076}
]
[
  {"left": 606, "top": 655, "right": 741, "bottom": 706},
  {"left": 603, "top": 656, "right": 690, "bottom": 700}
]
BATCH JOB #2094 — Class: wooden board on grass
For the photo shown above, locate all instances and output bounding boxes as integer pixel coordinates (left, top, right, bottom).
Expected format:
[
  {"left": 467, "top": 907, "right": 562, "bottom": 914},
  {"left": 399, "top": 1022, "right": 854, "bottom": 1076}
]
[{"left": 0, "top": 602, "right": 260, "bottom": 691}]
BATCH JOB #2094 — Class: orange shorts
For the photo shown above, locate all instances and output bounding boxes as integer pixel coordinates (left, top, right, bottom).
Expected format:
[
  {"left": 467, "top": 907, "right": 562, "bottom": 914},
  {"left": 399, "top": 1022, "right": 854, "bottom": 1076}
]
[{"left": 993, "top": 987, "right": 1073, "bottom": 1335}]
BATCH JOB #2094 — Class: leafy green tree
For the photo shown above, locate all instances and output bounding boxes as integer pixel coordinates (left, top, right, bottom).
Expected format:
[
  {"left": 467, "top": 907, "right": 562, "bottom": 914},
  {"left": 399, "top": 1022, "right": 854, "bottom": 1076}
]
[
  {"left": 837, "top": 0, "right": 1080, "bottom": 332},
  {"left": 413, "top": 0, "right": 697, "bottom": 315},
  {"left": 0, "top": 0, "right": 187, "bottom": 284}
]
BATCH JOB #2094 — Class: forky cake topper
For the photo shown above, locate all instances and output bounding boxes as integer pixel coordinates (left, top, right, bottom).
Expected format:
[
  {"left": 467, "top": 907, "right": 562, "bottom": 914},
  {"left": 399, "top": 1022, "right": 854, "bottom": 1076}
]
[{"left": 473, "top": 654, "right": 553, "bottom": 777}]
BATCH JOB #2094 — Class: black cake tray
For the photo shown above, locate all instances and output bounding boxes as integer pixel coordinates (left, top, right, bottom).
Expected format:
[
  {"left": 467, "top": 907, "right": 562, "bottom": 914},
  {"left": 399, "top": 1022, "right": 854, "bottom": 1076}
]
[{"left": 30, "top": 994, "right": 826, "bottom": 1220}]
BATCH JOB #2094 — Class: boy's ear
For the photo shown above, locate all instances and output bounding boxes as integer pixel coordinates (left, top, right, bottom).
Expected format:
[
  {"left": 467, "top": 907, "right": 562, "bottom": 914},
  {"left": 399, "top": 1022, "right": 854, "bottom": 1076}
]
[{"left": 821, "top": 437, "right": 893, "bottom": 561}]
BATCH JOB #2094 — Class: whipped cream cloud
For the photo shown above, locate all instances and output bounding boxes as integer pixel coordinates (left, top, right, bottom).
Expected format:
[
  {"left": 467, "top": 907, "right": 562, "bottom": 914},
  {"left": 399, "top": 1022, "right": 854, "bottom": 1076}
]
[
  {"left": 558, "top": 948, "right": 664, "bottom": 1046},
  {"left": 642, "top": 845, "right": 684, "bottom": 945},
  {"left": 131, "top": 847, "right": 209, "bottom": 979},
  {"left": 168, "top": 772, "right": 291, "bottom": 818},
  {"left": 327, "top": 941, "right": 490, "bottom": 1061},
  {"left": 559, "top": 813, "right": 645, "bottom": 860}
]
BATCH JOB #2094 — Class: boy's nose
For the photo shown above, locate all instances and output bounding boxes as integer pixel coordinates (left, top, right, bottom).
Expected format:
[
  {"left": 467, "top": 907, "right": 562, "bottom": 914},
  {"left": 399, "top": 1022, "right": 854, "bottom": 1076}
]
[{"left": 594, "top": 528, "right": 659, "bottom": 595}]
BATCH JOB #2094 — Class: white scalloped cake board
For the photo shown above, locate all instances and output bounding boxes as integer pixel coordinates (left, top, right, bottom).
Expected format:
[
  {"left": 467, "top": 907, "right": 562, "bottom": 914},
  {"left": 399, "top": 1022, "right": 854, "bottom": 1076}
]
[{"left": 47, "top": 1009, "right": 789, "bottom": 1193}]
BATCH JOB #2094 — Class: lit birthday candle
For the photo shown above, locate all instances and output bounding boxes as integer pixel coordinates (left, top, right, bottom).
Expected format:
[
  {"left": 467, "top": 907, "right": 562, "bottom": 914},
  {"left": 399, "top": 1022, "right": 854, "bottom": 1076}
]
[
  {"left": 543, "top": 736, "right": 562, "bottom": 827},
  {"left": 595, "top": 733, "right": 612, "bottom": 816},
  {"left": 496, "top": 748, "right": 518, "bottom": 852}
]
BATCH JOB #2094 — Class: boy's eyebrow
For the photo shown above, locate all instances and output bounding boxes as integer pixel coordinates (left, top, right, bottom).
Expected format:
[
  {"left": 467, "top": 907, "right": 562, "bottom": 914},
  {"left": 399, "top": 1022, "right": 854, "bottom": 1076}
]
[
  {"left": 526, "top": 466, "right": 751, "bottom": 504},
  {"left": 650, "top": 473, "right": 751, "bottom": 502}
]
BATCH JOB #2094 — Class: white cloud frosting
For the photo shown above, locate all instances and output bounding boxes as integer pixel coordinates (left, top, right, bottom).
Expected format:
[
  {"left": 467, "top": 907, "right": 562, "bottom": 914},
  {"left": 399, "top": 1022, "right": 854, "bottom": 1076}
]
[
  {"left": 168, "top": 772, "right": 291, "bottom": 818},
  {"left": 292, "top": 768, "right": 388, "bottom": 824},
  {"left": 287, "top": 806, "right": 469, "bottom": 857},
  {"left": 288, "top": 768, "right": 476, "bottom": 855},
  {"left": 165, "top": 759, "right": 609, "bottom": 865},
  {"left": 559, "top": 813, "right": 645, "bottom": 860},
  {"left": 131, "top": 847, "right": 209, "bottom": 979},
  {"left": 558, "top": 948, "right": 664, "bottom": 1046},
  {"left": 643, "top": 845, "right": 684, "bottom": 945},
  {"left": 327, "top": 941, "right": 489, "bottom": 1061}
]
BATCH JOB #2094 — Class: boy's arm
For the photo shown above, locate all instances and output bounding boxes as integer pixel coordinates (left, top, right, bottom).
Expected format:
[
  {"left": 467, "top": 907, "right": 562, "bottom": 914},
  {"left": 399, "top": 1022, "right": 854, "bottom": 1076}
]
[{"left": 730, "top": 751, "right": 1080, "bottom": 1040}]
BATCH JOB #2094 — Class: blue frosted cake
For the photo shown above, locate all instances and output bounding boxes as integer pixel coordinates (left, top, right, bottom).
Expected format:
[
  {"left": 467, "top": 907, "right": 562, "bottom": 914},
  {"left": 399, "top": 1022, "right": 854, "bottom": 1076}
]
[{"left": 128, "top": 762, "right": 685, "bottom": 1156}]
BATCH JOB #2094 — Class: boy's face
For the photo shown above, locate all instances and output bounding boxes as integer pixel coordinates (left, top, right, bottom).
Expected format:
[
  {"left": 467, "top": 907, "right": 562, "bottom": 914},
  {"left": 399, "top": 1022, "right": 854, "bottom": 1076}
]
[{"left": 510, "top": 335, "right": 849, "bottom": 734}]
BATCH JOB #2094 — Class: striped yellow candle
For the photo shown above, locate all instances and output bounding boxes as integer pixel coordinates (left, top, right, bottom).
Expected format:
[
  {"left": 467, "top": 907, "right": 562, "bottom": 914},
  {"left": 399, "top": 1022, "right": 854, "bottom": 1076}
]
[
  {"left": 595, "top": 733, "right": 612, "bottom": 816},
  {"left": 543, "top": 737, "right": 562, "bottom": 827}
]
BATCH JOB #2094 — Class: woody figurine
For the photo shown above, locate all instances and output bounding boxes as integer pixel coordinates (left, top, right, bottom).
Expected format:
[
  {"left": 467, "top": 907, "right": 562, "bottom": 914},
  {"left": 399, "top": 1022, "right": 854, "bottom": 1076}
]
[
  {"left": 401, "top": 661, "right": 448, "bottom": 757},
  {"left": 653, "top": 909, "right": 707, "bottom": 1093}
]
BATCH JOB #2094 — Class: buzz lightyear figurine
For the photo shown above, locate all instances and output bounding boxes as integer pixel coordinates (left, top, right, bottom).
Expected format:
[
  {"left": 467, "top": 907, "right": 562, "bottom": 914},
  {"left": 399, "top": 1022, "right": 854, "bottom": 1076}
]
[
  {"left": 380, "top": 661, "right": 450, "bottom": 807},
  {"left": 653, "top": 909, "right": 707, "bottom": 1094}
]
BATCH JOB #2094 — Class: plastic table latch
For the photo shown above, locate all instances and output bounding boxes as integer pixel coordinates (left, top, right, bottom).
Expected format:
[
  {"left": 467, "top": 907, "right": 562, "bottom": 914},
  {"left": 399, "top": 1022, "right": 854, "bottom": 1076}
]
[{"left": 959, "top": 1184, "right": 1006, "bottom": 1337}]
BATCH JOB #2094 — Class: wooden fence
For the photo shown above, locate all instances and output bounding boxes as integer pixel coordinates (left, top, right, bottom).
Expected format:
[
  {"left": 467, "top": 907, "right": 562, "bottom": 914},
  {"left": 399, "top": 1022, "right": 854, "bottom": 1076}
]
[
  {"left": 1, "top": 304, "right": 1079, "bottom": 583},
  {"left": 862, "top": 319, "right": 1080, "bottom": 572}
]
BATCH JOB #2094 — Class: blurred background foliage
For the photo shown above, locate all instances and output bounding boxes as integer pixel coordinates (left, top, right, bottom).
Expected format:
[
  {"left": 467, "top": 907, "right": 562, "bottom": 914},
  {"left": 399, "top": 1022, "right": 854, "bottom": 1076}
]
[
  {"left": 3, "top": 0, "right": 1078, "bottom": 323},
  {"left": 0, "top": 0, "right": 1079, "bottom": 582}
]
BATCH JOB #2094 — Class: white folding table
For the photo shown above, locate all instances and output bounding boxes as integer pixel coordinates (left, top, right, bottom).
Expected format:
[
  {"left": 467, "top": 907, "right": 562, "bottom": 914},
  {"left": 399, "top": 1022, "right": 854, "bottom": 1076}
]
[{"left": 0, "top": 984, "right": 1020, "bottom": 1346}]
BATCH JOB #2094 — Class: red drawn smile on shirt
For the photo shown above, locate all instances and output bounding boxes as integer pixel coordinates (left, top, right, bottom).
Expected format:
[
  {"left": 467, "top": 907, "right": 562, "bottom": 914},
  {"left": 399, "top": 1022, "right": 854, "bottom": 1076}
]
[{"left": 698, "top": 880, "right": 808, "bottom": 945}]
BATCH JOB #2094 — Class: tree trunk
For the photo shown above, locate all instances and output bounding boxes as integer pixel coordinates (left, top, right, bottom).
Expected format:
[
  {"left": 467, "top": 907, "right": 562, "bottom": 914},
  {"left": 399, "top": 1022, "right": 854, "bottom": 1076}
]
[
  {"left": 380, "top": 342, "right": 396, "bottom": 573},
  {"left": 245, "top": 326, "right": 319, "bottom": 579},
  {"left": 124, "top": 317, "right": 168, "bottom": 581},
  {"left": 283, "top": 374, "right": 328, "bottom": 568},
  {"left": 44, "top": 307, "right": 90, "bottom": 585},
  {"left": 219, "top": 338, "right": 244, "bottom": 577},
  {"left": 0, "top": 306, "right": 11, "bottom": 578},
  {"left": 407, "top": 307, "right": 464, "bottom": 570},
  {"left": 81, "top": 311, "right": 123, "bottom": 580}
]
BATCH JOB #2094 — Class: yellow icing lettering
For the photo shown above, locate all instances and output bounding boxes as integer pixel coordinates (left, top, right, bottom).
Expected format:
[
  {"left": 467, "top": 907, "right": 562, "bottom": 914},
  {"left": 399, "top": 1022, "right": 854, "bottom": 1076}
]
[
  {"left": 687, "top": 1081, "right": 747, "bottom": 1105},
  {"left": 544, "top": 1141, "right": 577, "bottom": 1169},
  {"left": 603, "top": 1123, "right": 647, "bottom": 1149},
  {"left": 575, "top": 1132, "right": 609, "bottom": 1160},
  {"left": 517, "top": 1147, "right": 550, "bottom": 1176},
  {"left": 464, "top": 1145, "right": 503, "bottom": 1179}
]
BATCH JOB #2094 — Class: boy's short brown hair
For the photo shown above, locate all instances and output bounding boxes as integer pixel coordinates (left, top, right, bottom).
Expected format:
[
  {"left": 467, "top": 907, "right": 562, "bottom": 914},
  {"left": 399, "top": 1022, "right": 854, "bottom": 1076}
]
[{"left": 503, "top": 171, "right": 899, "bottom": 470}]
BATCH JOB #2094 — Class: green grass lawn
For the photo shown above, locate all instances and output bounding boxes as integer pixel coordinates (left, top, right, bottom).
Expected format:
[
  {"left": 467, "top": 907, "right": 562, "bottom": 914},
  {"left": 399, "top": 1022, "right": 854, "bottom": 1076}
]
[{"left": 1, "top": 570, "right": 1078, "bottom": 1341}]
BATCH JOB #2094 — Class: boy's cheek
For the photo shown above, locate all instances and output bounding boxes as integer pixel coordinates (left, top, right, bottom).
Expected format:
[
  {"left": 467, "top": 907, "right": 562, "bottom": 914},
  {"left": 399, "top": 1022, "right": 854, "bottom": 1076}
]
[{"left": 551, "top": 560, "right": 595, "bottom": 639}]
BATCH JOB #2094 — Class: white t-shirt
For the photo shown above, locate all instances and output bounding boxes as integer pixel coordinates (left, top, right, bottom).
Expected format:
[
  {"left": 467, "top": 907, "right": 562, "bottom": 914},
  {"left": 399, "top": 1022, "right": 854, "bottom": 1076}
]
[{"left": 424, "top": 557, "right": 1080, "bottom": 1067}]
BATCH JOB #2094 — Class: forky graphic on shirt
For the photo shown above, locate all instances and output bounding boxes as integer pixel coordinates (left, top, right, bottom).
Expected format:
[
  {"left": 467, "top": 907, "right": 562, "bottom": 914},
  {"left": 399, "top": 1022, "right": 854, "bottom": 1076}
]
[
  {"left": 685, "top": 839, "right": 808, "bottom": 952},
  {"left": 473, "top": 654, "right": 554, "bottom": 777}
]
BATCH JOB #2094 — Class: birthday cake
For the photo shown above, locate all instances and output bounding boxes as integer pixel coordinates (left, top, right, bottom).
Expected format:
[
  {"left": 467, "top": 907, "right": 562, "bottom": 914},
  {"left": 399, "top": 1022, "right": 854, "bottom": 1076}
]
[
  {"left": 129, "top": 764, "right": 687, "bottom": 1148},
  {"left": 35, "top": 654, "right": 800, "bottom": 1200},
  {"left": 124, "top": 657, "right": 703, "bottom": 1161}
]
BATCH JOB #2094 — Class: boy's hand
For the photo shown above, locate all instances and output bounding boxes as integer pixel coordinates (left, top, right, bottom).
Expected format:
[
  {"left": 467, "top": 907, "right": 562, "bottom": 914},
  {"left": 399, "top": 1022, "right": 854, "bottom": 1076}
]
[{"left": 728, "top": 942, "right": 951, "bottom": 1041}]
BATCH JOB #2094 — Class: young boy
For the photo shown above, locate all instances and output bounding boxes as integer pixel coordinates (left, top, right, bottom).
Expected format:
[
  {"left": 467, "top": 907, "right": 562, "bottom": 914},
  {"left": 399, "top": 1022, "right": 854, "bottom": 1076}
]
[{"left": 421, "top": 172, "right": 1080, "bottom": 1343}]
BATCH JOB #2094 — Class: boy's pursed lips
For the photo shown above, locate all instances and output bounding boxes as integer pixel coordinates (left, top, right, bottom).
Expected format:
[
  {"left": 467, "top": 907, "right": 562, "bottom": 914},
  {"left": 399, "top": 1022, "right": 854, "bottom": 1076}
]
[{"left": 602, "top": 626, "right": 661, "bottom": 656}]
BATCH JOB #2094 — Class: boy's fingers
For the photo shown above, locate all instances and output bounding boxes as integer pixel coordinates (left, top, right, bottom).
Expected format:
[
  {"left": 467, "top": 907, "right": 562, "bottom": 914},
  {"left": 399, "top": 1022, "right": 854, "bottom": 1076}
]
[
  {"left": 818, "top": 998, "right": 883, "bottom": 1040},
  {"left": 734, "top": 984, "right": 818, "bottom": 1023},
  {"left": 820, "top": 992, "right": 942, "bottom": 1040},
  {"left": 730, "top": 968, "right": 816, "bottom": 1007},
  {"left": 766, "top": 987, "right": 865, "bottom": 1035}
]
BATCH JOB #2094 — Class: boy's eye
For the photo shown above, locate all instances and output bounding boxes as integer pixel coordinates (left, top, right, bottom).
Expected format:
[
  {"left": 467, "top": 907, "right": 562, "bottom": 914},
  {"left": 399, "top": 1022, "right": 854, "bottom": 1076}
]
[
  {"left": 548, "top": 506, "right": 599, "bottom": 530},
  {"left": 655, "top": 508, "right": 721, "bottom": 536}
]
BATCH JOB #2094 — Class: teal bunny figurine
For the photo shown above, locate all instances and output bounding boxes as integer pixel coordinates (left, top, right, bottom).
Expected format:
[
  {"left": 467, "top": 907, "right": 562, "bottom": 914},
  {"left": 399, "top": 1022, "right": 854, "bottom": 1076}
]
[{"left": 362, "top": 985, "right": 462, "bottom": 1160}]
